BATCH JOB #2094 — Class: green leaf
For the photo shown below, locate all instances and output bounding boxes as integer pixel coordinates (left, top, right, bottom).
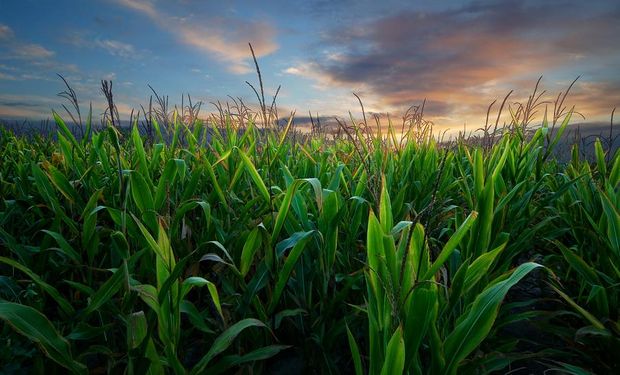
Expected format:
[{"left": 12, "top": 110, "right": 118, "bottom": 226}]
[
  {"left": 42, "top": 230, "right": 81, "bottom": 264},
  {"left": 130, "top": 170, "right": 154, "bottom": 214},
  {"left": 32, "top": 162, "right": 61, "bottom": 213},
  {"left": 204, "top": 158, "right": 228, "bottom": 207},
  {"left": 83, "top": 262, "right": 127, "bottom": 317},
  {"left": 190, "top": 318, "right": 268, "bottom": 374},
  {"left": 0, "top": 302, "right": 86, "bottom": 374},
  {"left": 46, "top": 164, "right": 80, "bottom": 205},
  {"left": 53, "top": 111, "right": 84, "bottom": 159},
  {"left": 379, "top": 175, "right": 393, "bottom": 233},
  {"left": 132, "top": 284, "right": 160, "bottom": 313},
  {"left": 422, "top": 211, "right": 478, "bottom": 280},
  {"left": 180, "top": 301, "right": 214, "bottom": 334},
  {"left": 346, "top": 324, "right": 364, "bottom": 375},
  {"left": 444, "top": 262, "right": 543, "bottom": 374},
  {"left": 381, "top": 327, "right": 405, "bottom": 375},
  {"left": 66, "top": 322, "right": 113, "bottom": 341},
  {"left": 600, "top": 191, "right": 620, "bottom": 255},
  {"left": 403, "top": 284, "right": 438, "bottom": 369},
  {"left": 205, "top": 345, "right": 292, "bottom": 375},
  {"left": 132, "top": 124, "right": 148, "bottom": 174},
  {"left": 154, "top": 158, "right": 179, "bottom": 211},
  {"left": 555, "top": 241, "right": 600, "bottom": 285},
  {"left": 271, "top": 179, "right": 304, "bottom": 243},
  {"left": 0, "top": 256, "right": 75, "bottom": 316},
  {"left": 181, "top": 277, "right": 223, "bottom": 321},
  {"left": 462, "top": 240, "right": 506, "bottom": 293},
  {"left": 609, "top": 151, "right": 620, "bottom": 186},
  {"left": 268, "top": 230, "right": 315, "bottom": 314},
  {"left": 241, "top": 227, "right": 263, "bottom": 277},
  {"left": 132, "top": 215, "right": 166, "bottom": 263},
  {"left": 594, "top": 138, "right": 607, "bottom": 177},
  {"left": 127, "top": 311, "right": 148, "bottom": 350},
  {"left": 551, "top": 284, "right": 605, "bottom": 330},
  {"left": 238, "top": 148, "right": 270, "bottom": 203},
  {"left": 274, "top": 308, "right": 306, "bottom": 330}
]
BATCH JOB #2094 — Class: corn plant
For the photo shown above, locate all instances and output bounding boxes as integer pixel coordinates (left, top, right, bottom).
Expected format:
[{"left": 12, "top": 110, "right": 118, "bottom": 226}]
[
  {"left": 348, "top": 177, "right": 544, "bottom": 374},
  {"left": 0, "top": 105, "right": 616, "bottom": 374}
]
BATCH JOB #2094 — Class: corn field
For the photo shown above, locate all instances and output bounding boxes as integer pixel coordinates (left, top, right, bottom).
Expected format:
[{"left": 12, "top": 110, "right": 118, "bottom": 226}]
[{"left": 0, "top": 108, "right": 618, "bottom": 374}]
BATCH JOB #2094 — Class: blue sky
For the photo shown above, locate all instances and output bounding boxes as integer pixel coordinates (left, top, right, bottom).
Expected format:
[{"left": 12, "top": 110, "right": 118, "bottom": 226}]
[{"left": 0, "top": 0, "right": 619, "bottom": 131}]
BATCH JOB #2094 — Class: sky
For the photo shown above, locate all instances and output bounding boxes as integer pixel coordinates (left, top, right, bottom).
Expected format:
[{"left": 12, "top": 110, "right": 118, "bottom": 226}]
[{"left": 0, "top": 0, "right": 619, "bottom": 133}]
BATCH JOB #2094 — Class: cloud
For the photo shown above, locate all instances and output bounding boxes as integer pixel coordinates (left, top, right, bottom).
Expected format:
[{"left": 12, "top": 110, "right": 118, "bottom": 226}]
[
  {"left": 13, "top": 43, "right": 55, "bottom": 59},
  {"left": 0, "top": 94, "right": 59, "bottom": 119},
  {"left": 0, "top": 72, "right": 18, "bottom": 81},
  {"left": 115, "top": 0, "right": 278, "bottom": 74},
  {"left": 0, "top": 106, "right": 51, "bottom": 119},
  {"left": 0, "top": 23, "right": 56, "bottom": 60},
  {"left": 116, "top": 0, "right": 158, "bottom": 18},
  {"left": 284, "top": 62, "right": 340, "bottom": 90},
  {"left": 102, "top": 72, "right": 117, "bottom": 81},
  {"left": 65, "top": 32, "right": 140, "bottom": 59},
  {"left": 0, "top": 24, "right": 14, "bottom": 40},
  {"left": 290, "top": 0, "right": 620, "bottom": 127},
  {"left": 568, "top": 80, "right": 620, "bottom": 120},
  {"left": 95, "top": 39, "right": 137, "bottom": 58},
  {"left": 174, "top": 17, "right": 277, "bottom": 74}
]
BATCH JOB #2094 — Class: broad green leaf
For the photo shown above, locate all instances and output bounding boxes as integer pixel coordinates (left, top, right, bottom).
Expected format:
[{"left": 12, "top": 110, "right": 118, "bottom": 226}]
[
  {"left": 551, "top": 284, "right": 605, "bottom": 330},
  {"left": 132, "top": 124, "right": 148, "bottom": 174},
  {"left": 130, "top": 170, "right": 154, "bottom": 214},
  {"left": 132, "top": 215, "right": 166, "bottom": 263},
  {"left": 269, "top": 230, "right": 315, "bottom": 314},
  {"left": 127, "top": 311, "right": 148, "bottom": 350},
  {"left": 346, "top": 324, "right": 364, "bottom": 375},
  {"left": 132, "top": 284, "right": 160, "bottom": 313},
  {"left": 180, "top": 300, "right": 215, "bottom": 334},
  {"left": 205, "top": 345, "right": 292, "bottom": 375},
  {"left": 444, "top": 262, "right": 542, "bottom": 374},
  {"left": 0, "top": 302, "right": 86, "bottom": 374},
  {"left": 154, "top": 158, "right": 179, "bottom": 211},
  {"left": 32, "top": 162, "right": 61, "bottom": 213},
  {"left": 42, "top": 230, "right": 81, "bottom": 264},
  {"left": 422, "top": 211, "right": 478, "bottom": 280},
  {"left": 271, "top": 179, "right": 304, "bottom": 243},
  {"left": 556, "top": 241, "right": 600, "bottom": 285},
  {"left": 238, "top": 148, "right": 270, "bottom": 203},
  {"left": 190, "top": 318, "right": 268, "bottom": 374},
  {"left": 181, "top": 277, "right": 223, "bottom": 321},
  {"left": 53, "top": 111, "right": 84, "bottom": 159},
  {"left": 380, "top": 327, "right": 405, "bottom": 375},
  {"left": 609, "top": 152, "right": 620, "bottom": 186},
  {"left": 241, "top": 227, "right": 263, "bottom": 276},
  {"left": 379, "top": 175, "right": 393, "bottom": 233},
  {"left": 404, "top": 284, "right": 438, "bottom": 370},
  {"left": 594, "top": 139, "right": 607, "bottom": 177},
  {"left": 600, "top": 191, "right": 620, "bottom": 255},
  {"left": 83, "top": 262, "right": 127, "bottom": 317},
  {"left": 462, "top": 240, "right": 506, "bottom": 292},
  {"left": 204, "top": 158, "right": 228, "bottom": 207},
  {"left": 45, "top": 164, "right": 80, "bottom": 205},
  {"left": 274, "top": 308, "right": 306, "bottom": 330},
  {"left": 0, "top": 256, "right": 75, "bottom": 316}
]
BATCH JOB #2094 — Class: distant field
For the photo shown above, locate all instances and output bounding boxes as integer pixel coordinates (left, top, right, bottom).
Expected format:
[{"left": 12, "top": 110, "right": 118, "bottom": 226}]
[{"left": 2, "top": 116, "right": 617, "bottom": 160}]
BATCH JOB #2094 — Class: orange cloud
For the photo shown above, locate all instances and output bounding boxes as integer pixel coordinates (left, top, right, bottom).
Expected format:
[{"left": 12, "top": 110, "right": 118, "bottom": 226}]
[
  {"left": 290, "top": 1, "right": 620, "bottom": 129},
  {"left": 116, "top": 0, "right": 278, "bottom": 74}
]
